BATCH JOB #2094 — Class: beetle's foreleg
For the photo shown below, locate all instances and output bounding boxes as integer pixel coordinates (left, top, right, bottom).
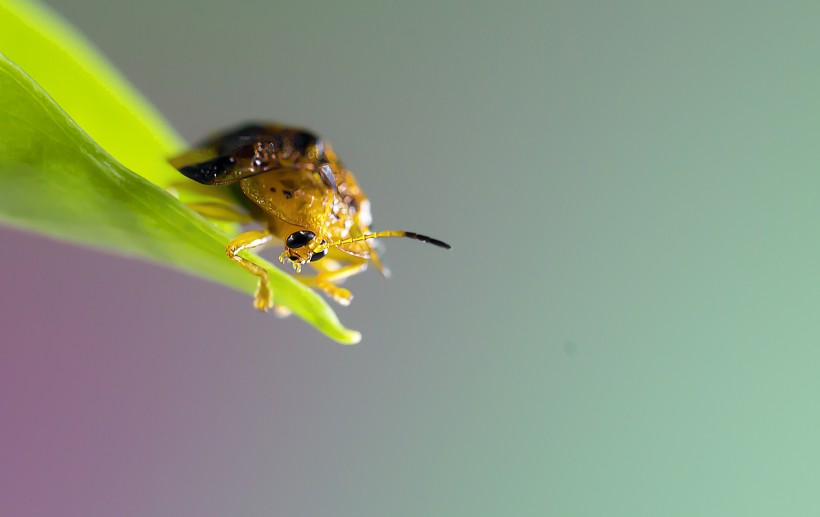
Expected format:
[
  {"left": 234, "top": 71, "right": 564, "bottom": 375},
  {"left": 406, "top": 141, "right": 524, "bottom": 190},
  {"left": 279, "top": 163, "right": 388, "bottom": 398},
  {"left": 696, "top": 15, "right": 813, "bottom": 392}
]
[
  {"left": 303, "top": 261, "right": 368, "bottom": 306},
  {"left": 166, "top": 181, "right": 253, "bottom": 223},
  {"left": 185, "top": 202, "right": 253, "bottom": 223},
  {"left": 226, "top": 230, "right": 274, "bottom": 311}
]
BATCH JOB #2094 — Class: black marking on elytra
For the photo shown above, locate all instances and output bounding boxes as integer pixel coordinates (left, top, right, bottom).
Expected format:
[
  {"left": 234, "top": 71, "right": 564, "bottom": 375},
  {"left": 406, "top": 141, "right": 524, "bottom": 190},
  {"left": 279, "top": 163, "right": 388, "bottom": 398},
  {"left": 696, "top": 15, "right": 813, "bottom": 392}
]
[
  {"left": 269, "top": 187, "right": 277, "bottom": 192},
  {"left": 233, "top": 143, "right": 257, "bottom": 159},
  {"left": 404, "top": 232, "right": 451, "bottom": 249},
  {"left": 291, "top": 130, "right": 318, "bottom": 155},
  {"left": 270, "top": 134, "right": 286, "bottom": 155},
  {"left": 178, "top": 155, "right": 236, "bottom": 185},
  {"left": 212, "top": 124, "right": 268, "bottom": 155}
]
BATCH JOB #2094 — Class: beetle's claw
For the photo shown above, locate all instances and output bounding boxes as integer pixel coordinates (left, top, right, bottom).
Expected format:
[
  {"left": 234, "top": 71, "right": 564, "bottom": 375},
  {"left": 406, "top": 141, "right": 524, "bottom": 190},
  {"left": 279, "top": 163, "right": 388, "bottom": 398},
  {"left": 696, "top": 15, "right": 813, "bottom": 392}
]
[
  {"left": 253, "top": 280, "right": 274, "bottom": 312},
  {"left": 330, "top": 287, "right": 352, "bottom": 306}
]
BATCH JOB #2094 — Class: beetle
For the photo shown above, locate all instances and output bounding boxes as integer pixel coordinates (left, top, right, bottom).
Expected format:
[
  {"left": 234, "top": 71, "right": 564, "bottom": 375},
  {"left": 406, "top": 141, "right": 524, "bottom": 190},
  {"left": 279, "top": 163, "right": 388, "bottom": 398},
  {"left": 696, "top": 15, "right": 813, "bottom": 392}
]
[{"left": 169, "top": 123, "right": 450, "bottom": 311}]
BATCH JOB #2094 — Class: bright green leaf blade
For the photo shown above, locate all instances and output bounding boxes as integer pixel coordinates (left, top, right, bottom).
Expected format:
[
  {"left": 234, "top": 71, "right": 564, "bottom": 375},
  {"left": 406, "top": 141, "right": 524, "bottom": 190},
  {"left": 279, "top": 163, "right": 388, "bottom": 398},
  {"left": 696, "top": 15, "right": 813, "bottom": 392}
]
[
  {"left": 0, "top": 55, "right": 361, "bottom": 345},
  {"left": 0, "top": 0, "right": 241, "bottom": 234},
  {"left": 0, "top": 0, "right": 240, "bottom": 218},
  {"left": 0, "top": 0, "right": 184, "bottom": 185}
]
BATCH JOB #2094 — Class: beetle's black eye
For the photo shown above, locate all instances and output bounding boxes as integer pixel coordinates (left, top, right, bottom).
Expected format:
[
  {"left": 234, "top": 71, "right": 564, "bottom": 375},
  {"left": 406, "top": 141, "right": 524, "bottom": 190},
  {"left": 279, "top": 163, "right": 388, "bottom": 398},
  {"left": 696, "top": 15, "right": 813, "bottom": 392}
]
[
  {"left": 309, "top": 248, "right": 328, "bottom": 262},
  {"left": 286, "top": 230, "right": 315, "bottom": 248}
]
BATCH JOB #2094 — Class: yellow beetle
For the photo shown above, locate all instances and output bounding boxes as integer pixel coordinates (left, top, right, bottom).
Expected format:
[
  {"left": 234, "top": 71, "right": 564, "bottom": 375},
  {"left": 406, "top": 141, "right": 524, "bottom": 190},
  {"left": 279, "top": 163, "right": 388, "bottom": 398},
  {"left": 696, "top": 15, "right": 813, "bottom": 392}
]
[{"left": 170, "top": 123, "right": 450, "bottom": 311}]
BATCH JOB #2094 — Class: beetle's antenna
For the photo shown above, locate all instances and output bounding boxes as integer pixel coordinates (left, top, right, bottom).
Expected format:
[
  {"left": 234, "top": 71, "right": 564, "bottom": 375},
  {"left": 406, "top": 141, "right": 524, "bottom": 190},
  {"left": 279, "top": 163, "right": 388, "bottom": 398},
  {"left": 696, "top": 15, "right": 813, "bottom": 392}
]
[{"left": 315, "top": 230, "right": 451, "bottom": 252}]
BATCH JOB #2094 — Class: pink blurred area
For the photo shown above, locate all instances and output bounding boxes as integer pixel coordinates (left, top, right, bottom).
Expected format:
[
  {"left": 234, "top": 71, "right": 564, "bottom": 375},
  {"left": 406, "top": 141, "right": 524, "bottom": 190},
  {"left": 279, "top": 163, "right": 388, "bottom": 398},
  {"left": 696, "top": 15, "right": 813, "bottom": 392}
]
[{"left": 0, "top": 228, "right": 359, "bottom": 516}]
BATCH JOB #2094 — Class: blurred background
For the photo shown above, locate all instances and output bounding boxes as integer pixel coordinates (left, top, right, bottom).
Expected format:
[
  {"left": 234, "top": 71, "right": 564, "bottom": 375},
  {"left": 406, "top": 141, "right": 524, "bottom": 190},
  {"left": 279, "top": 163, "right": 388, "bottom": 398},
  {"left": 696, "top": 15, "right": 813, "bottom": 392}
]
[{"left": 4, "top": 1, "right": 820, "bottom": 515}]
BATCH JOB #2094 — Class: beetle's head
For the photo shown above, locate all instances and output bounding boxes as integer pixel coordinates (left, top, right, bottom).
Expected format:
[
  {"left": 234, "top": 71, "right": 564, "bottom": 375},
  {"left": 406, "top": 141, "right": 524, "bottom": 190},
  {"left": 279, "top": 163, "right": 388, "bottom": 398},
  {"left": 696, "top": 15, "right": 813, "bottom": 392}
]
[{"left": 279, "top": 230, "right": 327, "bottom": 272}]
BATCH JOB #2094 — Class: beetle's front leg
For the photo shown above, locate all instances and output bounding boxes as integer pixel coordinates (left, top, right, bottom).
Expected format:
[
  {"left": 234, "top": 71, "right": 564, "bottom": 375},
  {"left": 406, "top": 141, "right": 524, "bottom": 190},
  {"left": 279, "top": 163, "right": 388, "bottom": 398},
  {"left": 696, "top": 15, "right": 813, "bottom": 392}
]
[
  {"left": 300, "top": 260, "right": 368, "bottom": 306},
  {"left": 226, "top": 230, "right": 274, "bottom": 311}
]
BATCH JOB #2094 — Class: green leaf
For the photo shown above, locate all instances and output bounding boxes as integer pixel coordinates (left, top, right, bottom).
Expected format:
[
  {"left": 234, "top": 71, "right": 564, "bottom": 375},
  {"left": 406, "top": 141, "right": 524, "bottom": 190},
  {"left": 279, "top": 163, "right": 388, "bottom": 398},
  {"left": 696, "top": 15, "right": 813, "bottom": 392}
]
[{"left": 0, "top": 1, "right": 360, "bottom": 344}]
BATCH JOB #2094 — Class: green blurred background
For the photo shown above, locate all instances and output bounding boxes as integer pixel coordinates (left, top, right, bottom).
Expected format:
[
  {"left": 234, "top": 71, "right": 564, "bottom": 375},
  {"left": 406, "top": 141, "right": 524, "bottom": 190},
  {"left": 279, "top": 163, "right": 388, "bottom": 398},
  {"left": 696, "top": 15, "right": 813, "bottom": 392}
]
[{"left": 4, "top": 0, "right": 820, "bottom": 515}]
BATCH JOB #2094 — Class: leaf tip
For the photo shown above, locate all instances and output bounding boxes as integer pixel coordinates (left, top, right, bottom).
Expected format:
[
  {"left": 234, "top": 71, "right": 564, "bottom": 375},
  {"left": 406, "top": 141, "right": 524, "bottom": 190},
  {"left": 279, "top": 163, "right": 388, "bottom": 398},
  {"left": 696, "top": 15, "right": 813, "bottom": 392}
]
[{"left": 339, "top": 330, "right": 362, "bottom": 345}]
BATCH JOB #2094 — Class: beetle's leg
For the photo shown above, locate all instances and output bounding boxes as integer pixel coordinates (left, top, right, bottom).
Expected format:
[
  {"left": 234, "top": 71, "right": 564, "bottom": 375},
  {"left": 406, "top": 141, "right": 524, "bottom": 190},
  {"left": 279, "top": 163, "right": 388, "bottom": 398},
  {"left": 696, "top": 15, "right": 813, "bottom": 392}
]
[
  {"left": 167, "top": 181, "right": 251, "bottom": 222},
  {"left": 302, "top": 261, "right": 368, "bottom": 306},
  {"left": 166, "top": 180, "right": 218, "bottom": 198},
  {"left": 186, "top": 202, "right": 253, "bottom": 223},
  {"left": 366, "top": 244, "right": 390, "bottom": 278},
  {"left": 226, "top": 230, "right": 274, "bottom": 311}
]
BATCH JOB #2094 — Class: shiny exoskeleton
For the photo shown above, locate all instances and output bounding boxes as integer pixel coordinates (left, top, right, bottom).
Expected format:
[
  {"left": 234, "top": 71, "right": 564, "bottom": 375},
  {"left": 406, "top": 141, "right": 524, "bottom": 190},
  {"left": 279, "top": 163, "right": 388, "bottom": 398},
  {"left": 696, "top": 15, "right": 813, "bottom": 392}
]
[{"left": 170, "top": 123, "right": 450, "bottom": 311}]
